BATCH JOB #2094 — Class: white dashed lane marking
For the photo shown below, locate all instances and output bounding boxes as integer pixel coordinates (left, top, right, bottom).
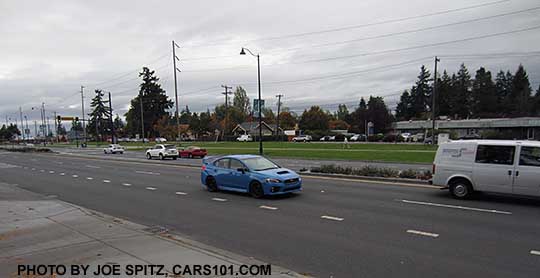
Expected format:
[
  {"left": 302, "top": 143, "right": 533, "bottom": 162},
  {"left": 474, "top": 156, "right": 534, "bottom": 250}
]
[
  {"left": 212, "top": 198, "right": 227, "bottom": 202},
  {"left": 72, "top": 175, "right": 78, "bottom": 178},
  {"left": 122, "top": 183, "right": 132, "bottom": 187},
  {"left": 86, "top": 177, "right": 93, "bottom": 180},
  {"left": 175, "top": 192, "right": 188, "bottom": 195},
  {"left": 135, "top": 171, "right": 161, "bottom": 175},
  {"left": 321, "top": 215, "right": 344, "bottom": 221},
  {"left": 40, "top": 170, "right": 45, "bottom": 172},
  {"left": 400, "top": 199, "right": 512, "bottom": 215},
  {"left": 31, "top": 168, "right": 35, "bottom": 171},
  {"left": 60, "top": 173, "right": 65, "bottom": 176},
  {"left": 406, "top": 229, "right": 439, "bottom": 238},
  {"left": 85, "top": 165, "right": 101, "bottom": 169},
  {"left": 146, "top": 187, "right": 157, "bottom": 191},
  {"left": 531, "top": 250, "right": 540, "bottom": 256},
  {"left": 49, "top": 171, "right": 55, "bottom": 174},
  {"left": 103, "top": 180, "right": 111, "bottom": 183},
  {"left": 259, "top": 205, "right": 278, "bottom": 210}
]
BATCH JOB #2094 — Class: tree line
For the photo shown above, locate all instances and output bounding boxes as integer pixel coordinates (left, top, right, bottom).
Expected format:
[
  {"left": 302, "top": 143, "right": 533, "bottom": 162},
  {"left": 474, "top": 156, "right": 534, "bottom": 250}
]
[{"left": 395, "top": 64, "right": 540, "bottom": 121}]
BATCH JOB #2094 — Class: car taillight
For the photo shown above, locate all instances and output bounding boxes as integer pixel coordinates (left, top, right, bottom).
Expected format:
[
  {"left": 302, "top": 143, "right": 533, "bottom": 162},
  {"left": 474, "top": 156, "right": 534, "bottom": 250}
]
[
  {"left": 432, "top": 164, "right": 436, "bottom": 174},
  {"left": 202, "top": 165, "right": 206, "bottom": 171}
]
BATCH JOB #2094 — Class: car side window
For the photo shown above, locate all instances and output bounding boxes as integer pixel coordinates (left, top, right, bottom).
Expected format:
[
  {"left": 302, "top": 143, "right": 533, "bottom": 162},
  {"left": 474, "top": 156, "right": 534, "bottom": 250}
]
[
  {"left": 229, "top": 159, "right": 244, "bottom": 170},
  {"left": 519, "top": 146, "right": 540, "bottom": 167},
  {"left": 475, "top": 145, "right": 515, "bottom": 165},
  {"left": 215, "top": 159, "right": 229, "bottom": 169}
]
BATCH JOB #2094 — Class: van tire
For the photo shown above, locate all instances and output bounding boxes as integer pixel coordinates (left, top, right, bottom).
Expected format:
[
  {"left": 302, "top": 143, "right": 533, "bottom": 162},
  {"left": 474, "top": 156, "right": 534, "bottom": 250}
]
[{"left": 449, "top": 178, "right": 473, "bottom": 199}]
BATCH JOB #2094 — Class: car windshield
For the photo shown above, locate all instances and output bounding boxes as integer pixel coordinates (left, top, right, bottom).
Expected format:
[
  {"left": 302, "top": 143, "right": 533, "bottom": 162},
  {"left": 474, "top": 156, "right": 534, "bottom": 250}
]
[
  {"left": 164, "top": 144, "right": 176, "bottom": 149},
  {"left": 241, "top": 157, "right": 280, "bottom": 171}
]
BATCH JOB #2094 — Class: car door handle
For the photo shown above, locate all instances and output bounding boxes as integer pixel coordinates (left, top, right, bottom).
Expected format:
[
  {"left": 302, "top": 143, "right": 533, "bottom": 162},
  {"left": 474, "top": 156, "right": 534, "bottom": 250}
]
[
  {"left": 508, "top": 170, "right": 512, "bottom": 176},
  {"left": 515, "top": 171, "right": 519, "bottom": 177}
]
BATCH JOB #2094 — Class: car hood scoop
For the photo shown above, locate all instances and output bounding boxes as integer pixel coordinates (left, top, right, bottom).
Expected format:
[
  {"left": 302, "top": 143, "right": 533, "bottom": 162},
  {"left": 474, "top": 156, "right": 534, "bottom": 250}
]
[{"left": 276, "top": 170, "right": 290, "bottom": 175}]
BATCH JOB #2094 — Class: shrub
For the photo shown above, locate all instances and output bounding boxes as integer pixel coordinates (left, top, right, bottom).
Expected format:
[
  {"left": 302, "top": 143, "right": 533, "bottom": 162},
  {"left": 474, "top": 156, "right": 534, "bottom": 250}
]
[
  {"left": 311, "top": 164, "right": 424, "bottom": 179},
  {"left": 399, "top": 169, "right": 417, "bottom": 179}
]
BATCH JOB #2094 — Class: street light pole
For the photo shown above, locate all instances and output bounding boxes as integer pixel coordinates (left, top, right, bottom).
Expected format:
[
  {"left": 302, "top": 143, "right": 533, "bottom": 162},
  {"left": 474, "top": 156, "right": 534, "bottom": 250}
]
[
  {"left": 240, "top": 47, "right": 263, "bottom": 155},
  {"left": 172, "top": 40, "right": 181, "bottom": 141}
]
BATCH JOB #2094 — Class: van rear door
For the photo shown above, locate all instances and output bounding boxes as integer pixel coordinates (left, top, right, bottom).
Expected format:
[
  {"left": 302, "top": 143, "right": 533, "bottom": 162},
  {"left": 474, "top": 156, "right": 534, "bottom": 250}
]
[
  {"left": 473, "top": 145, "right": 515, "bottom": 193},
  {"left": 513, "top": 145, "right": 540, "bottom": 197}
]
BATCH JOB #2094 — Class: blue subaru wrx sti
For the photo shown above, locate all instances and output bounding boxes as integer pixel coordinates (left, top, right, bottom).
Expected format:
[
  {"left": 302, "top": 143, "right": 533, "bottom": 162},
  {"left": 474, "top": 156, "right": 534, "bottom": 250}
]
[{"left": 201, "top": 155, "right": 302, "bottom": 198}]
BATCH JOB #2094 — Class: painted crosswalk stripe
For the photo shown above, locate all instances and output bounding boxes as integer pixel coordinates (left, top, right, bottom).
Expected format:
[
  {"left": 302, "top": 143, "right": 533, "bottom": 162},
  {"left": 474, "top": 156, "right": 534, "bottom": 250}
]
[
  {"left": 146, "top": 187, "right": 157, "bottom": 191},
  {"left": 103, "top": 180, "right": 111, "bottom": 183},
  {"left": 122, "top": 183, "right": 132, "bottom": 187},
  {"left": 259, "top": 205, "right": 278, "bottom": 210},
  {"left": 407, "top": 229, "right": 439, "bottom": 238},
  {"left": 531, "top": 250, "right": 540, "bottom": 256},
  {"left": 321, "top": 215, "right": 344, "bottom": 221},
  {"left": 212, "top": 197, "right": 227, "bottom": 202},
  {"left": 175, "top": 191, "right": 188, "bottom": 195}
]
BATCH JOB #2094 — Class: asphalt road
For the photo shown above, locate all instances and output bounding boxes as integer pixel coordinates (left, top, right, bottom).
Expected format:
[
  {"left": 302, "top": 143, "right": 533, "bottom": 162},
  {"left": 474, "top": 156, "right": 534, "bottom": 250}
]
[
  {"left": 50, "top": 146, "right": 432, "bottom": 172},
  {"left": 1, "top": 151, "right": 539, "bottom": 277}
]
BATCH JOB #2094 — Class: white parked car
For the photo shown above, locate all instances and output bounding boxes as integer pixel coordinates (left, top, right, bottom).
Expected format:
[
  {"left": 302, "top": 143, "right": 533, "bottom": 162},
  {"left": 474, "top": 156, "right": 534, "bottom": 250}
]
[
  {"left": 432, "top": 140, "right": 540, "bottom": 199},
  {"left": 400, "top": 133, "right": 412, "bottom": 142},
  {"left": 292, "top": 135, "right": 312, "bottom": 142},
  {"left": 146, "top": 144, "right": 178, "bottom": 160},
  {"left": 237, "top": 134, "right": 253, "bottom": 142},
  {"left": 155, "top": 137, "right": 167, "bottom": 143},
  {"left": 103, "top": 144, "right": 124, "bottom": 154}
]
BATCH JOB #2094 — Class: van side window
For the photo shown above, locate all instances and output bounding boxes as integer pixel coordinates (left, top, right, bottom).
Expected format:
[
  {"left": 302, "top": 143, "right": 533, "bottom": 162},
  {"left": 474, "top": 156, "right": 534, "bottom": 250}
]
[
  {"left": 519, "top": 147, "right": 540, "bottom": 167},
  {"left": 475, "top": 145, "right": 515, "bottom": 165}
]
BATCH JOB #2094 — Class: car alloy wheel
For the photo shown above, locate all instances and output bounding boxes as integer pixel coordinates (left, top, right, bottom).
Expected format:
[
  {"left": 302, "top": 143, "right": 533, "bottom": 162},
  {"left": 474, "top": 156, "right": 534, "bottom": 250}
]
[
  {"left": 159, "top": 153, "right": 164, "bottom": 160},
  {"left": 146, "top": 153, "right": 152, "bottom": 160},
  {"left": 250, "top": 181, "right": 264, "bottom": 198},
  {"left": 206, "top": 177, "right": 218, "bottom": 192}
]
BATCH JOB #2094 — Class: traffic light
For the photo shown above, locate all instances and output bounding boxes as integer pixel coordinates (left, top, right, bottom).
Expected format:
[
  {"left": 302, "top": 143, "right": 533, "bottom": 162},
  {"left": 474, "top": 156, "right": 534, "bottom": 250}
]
[
  {"left": 57, "top": 115, "right": 61, "bottom": 122},
  {"left": 75, "top": 117, "right": 79, "bottom": 122}
]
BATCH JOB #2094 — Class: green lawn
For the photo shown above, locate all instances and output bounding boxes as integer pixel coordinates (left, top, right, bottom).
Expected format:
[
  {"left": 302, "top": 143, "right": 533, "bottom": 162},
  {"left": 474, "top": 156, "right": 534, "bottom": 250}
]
[{"left": 55, "top": 141, "right": 437, "bottom": 164}]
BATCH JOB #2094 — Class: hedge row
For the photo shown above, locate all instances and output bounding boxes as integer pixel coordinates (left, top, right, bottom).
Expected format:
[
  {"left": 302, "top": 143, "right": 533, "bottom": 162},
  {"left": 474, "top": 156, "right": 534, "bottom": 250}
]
[{"left": 309, "top": 164, "right": 431, "bottom": 180}]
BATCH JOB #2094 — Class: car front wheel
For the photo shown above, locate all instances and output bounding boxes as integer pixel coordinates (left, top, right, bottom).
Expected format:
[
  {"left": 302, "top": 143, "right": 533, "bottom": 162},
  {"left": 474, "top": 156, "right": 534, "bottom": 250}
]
[
  {"left": 249, "top": 181, "right": 264, "bottom": 198},
  {"left": 159, "top": 153, "right": 164, "bottom": 160},
  {"left": 146, "top": 153, "right": 152, "bottom": 160}
]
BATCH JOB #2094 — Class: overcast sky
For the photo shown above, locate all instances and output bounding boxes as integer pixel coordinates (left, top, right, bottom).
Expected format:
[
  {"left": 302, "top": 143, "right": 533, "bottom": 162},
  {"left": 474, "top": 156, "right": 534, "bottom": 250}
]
[{"left": 2, "top": 0, "right": 540, "bottom": 130}]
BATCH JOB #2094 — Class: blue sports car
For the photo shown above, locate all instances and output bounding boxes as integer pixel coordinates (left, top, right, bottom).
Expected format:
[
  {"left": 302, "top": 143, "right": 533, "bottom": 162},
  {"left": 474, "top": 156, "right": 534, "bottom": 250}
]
[{"left": 201, "top": 155, "right": 302, "bottom": 198}]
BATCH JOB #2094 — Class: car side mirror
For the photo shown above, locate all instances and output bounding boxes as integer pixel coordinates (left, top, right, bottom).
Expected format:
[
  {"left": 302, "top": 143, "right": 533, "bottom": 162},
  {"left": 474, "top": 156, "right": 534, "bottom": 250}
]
[{"left": 237, "top": 168, "right": 247, "bottom": 174}]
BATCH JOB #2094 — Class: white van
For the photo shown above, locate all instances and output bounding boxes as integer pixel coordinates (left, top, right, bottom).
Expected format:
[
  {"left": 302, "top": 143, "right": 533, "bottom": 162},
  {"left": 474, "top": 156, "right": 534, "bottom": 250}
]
[{"left": 432, "top": 140, "right": 540, "bottom": 199}]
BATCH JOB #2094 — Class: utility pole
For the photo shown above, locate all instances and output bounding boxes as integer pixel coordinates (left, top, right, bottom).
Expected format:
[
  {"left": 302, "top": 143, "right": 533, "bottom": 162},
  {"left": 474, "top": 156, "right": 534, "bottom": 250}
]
[
  {"left": 80, "top": 86, "right": 87, "bottom": 144},
  {"left": 19, "top": 107, "right": 24, "bottom": 141},
  {"left": 108, "top": 92, "right": 115, "bottom": 144},
  {"left": 172, "top": 40, "right": 181, "bottom": 141},
  {"left": 431, "top": 56, "right": 440, "bottom": 145},
  {"left": 140, "top": 92, "right": 145, "bottom": 143},
  {"left": 221, "top": 85, "right": 232, "bottom": 139},
  {"left": 275, "top": 94, "right": 283, "bottom": 141},
  {"left": 34, "top": 121, "right": 37, "bottom": 138},
  {"left": 41, "top": 103, "right": 47, "bottom": 146},
  {"left": 53, "top": 111, "right": 58, "bottom": 143},
  {"left": 24, "top": 116, "right": 29, "bottom": 140}
]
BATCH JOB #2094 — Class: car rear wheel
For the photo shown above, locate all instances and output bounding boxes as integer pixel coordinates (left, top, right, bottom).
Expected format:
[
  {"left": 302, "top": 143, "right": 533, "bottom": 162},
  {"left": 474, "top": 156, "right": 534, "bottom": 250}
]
[
  {"left": 159, "top": 153, "right": 164, "bottom": 160},
  {"left": 206, "top": 177, "right": 218, "bottom": 192},
  {"left": 172, "top": 157, "right": 177, "bottom": 160},
  {"left": 249, "top": 181, "right": 264, "bottom": 198},
  {"left": 450, "top": 178, "right": 473, "bottom": 199},
  {"left": 146, "top": 153, "right": 152, "bottom": 160},
  {"left": 104, "top": 150, "right": 107, "bottom": 154},
  {"left": 188, "top": 153, "right": 193, "bottom": 158}
]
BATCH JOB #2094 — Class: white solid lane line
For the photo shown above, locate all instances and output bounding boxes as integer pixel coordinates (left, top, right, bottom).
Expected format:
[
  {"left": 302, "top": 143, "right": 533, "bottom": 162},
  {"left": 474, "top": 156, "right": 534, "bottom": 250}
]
[
  {"left": 135, "top": 170, "right": 161, "bottom": 175},
  {"left": 146, "top": 187, "right": 157, "bottom": 191},
  {"left": 103, "top": 180, "right": 111, "bottom": 183},
  {"left": 531, "top": 250, "right": 540, "bottom": 256},
  {"left": 212, "top": 197, "right": 227, "bottom": 202},
  {"left": 86, "top": 165, "right": 101, "bottom": 169},
  {"left": 407, "top": 229, "right": 439, "bottom": 238},
  {"left": 175, "top": 191, "right": 188, "bottom": 195},
  {"left": 72, "top": 175, "right": 78, "bottom": 178},
  {"left": 321, "top": 215, "right": 344, "bottom": 221},
  {"left": 259, "top": 205, "right": 278, "bottom": 210},
  {"left": 86, "top": 177, "right": 93, "bottom": 180},
  {"left": 122, "top": 183, "right": 132, "bottom": 186},
  {"left": 400, "top": 199, "right": 512, "bottom": 215}
]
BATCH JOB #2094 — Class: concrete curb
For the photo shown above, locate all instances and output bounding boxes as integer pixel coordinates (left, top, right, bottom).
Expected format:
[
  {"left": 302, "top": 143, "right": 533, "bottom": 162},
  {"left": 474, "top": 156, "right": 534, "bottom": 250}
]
[{"left": 300, "top": 171, "right": 431, "bottom": 185}]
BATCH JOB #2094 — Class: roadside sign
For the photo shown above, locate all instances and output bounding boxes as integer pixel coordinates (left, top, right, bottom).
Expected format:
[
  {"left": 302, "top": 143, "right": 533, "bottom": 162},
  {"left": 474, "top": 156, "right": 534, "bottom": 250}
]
[
  {"left": 253, "top": 99, "right": 265, "bottom": 117},
  {"left": 60, "top": 116, "right": 75, "bottom": 121}
]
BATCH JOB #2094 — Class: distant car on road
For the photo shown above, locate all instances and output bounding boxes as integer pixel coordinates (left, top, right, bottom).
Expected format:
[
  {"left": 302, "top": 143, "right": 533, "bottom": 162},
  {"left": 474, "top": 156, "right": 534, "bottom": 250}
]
[
  {"left": 155, "top": 137, "right": 167, "bottom": 143},
  {"left": 319, "top": 135, "right": 335, "bottom": 141},
  {"left": 103, "top": 144, "right": 124, "bottom": 154},
  {"left": 236, "top": 134, "right": 253, "bottom": 142},
  {"left": 400, "top": 133, "right": 412, "bottom": 142},
  {"left": 179, "top": 146, "right": 208, "bottom": 158},
  {"left": 349, "top": 134, "right": 366, "bottom": 141},
  {"left": 292, "top": 135, "right": 312, "bottom": 142},
  {"left": 146, "top": 144, "right": 178, "bottom": 160},
  {"left": 201, "top": 155, "right": 302, "bottom": 198}
]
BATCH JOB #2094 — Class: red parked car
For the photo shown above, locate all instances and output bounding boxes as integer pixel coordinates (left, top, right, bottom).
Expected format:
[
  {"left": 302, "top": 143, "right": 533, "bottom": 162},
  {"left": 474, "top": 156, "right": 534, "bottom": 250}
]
[{"left": 179, "top": 146, "right": 208, "bottom": 158}]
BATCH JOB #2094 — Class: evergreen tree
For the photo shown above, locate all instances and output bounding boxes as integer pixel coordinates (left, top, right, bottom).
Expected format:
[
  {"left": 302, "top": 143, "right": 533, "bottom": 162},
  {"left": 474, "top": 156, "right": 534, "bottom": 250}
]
[
  {"left": 532, "top": 85, "right": 540, "bottom": 116},
  {"left": 87, "top": 89, "right": 110, "bottom": 140},
  {"left": 366, "top": 96, "right": 393, "bottom": 134},
  {"left": 336, "top": 104, "right": 350, "bottom": 122},
  {"left": 349, "top": 97, "right": 368, "bottom": 133},
  {"left": 395, "top": 90, "right": 412, "bottom": 121},
  {"left": 410, "top": 65, "right": 431, "bottom": 119},
  {"left": 509, "top": 64, "right": 532, "bottom": 117},
  {"left": 495, "top": 70, "right": 513, "bottom": 116},
  {"left": 471, "top": 67, "right": 497, "bottom": 118},
  {"left": 436, "top": 71, "right": 453, "bottom": 117},
  {"left": 451, "top": 64, "right": 472, "bottom": 119},
  {"left": 124, "top": 67, "right": 173, "bottom": 137}
]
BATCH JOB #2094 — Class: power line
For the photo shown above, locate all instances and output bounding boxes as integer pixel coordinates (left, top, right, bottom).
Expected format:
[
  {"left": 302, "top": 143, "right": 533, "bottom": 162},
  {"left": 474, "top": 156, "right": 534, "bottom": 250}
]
[{"left": 185, "top": 0, "right": 509, "bottom": 47}]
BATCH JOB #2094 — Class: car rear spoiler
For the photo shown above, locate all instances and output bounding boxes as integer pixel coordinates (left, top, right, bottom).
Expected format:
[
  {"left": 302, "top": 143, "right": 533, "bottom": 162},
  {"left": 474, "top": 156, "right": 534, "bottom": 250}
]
[{"left": 202, "top": 155, "right": 222, "bottom": 165}]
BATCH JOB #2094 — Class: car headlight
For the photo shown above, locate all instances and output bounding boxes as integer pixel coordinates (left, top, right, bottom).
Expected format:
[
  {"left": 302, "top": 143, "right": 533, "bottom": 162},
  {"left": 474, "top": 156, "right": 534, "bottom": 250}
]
[{"left": 265, "top": 178, "right": 281, "bottom": 183}]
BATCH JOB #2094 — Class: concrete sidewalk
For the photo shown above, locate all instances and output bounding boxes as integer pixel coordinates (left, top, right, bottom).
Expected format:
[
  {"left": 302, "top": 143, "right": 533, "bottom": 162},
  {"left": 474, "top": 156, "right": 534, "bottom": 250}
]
[{"left": 0, "top": 183, "right": 306, "bottom": 278}]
